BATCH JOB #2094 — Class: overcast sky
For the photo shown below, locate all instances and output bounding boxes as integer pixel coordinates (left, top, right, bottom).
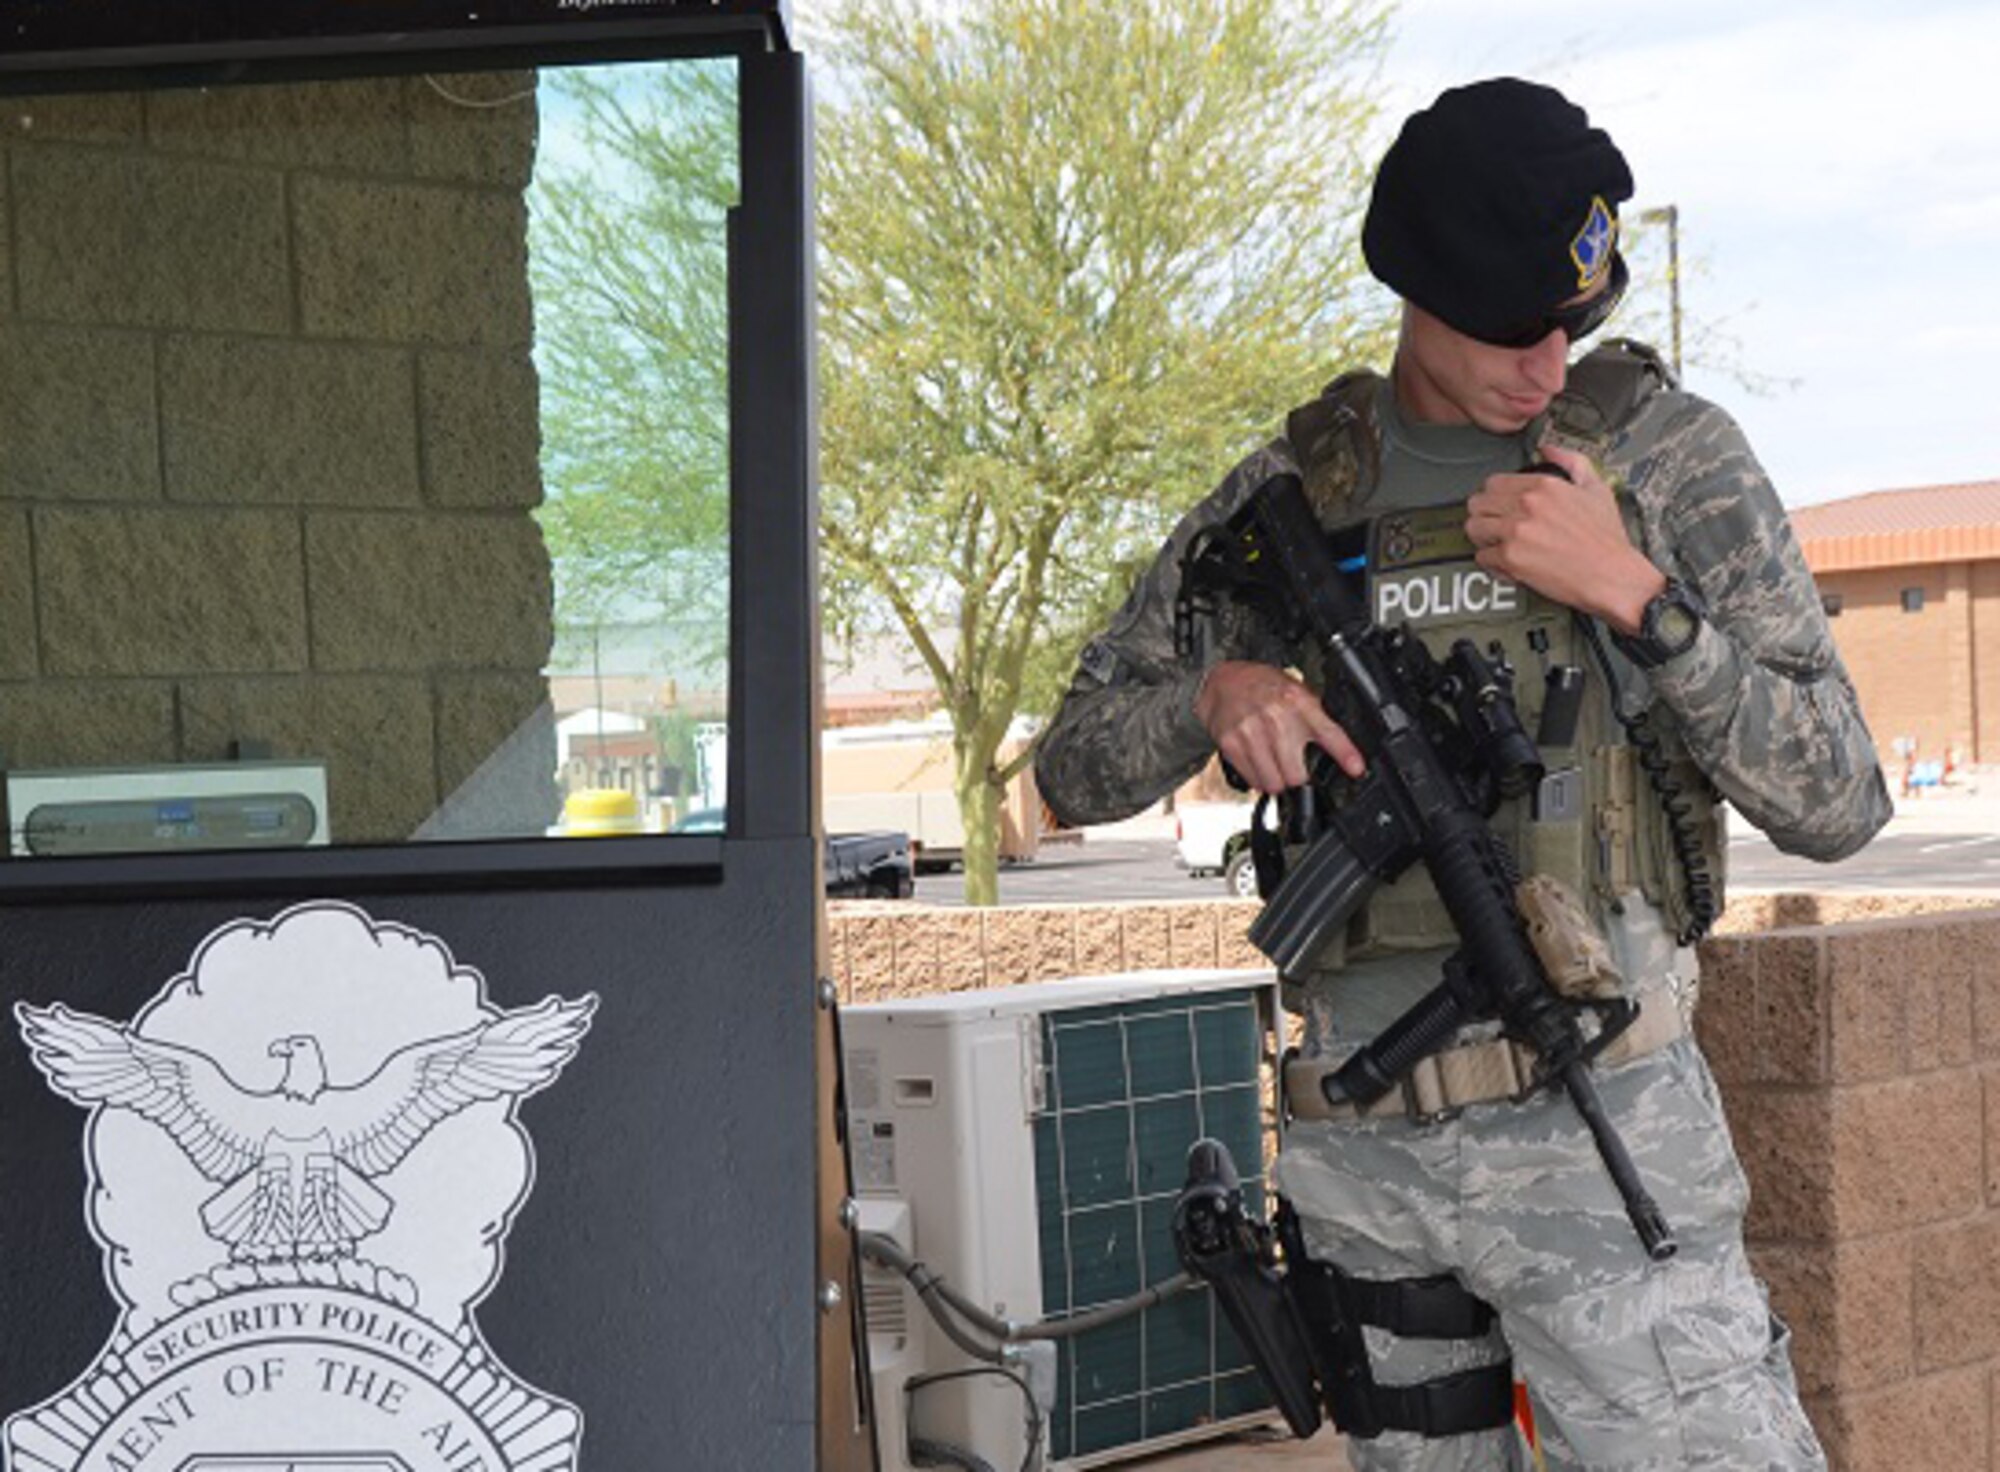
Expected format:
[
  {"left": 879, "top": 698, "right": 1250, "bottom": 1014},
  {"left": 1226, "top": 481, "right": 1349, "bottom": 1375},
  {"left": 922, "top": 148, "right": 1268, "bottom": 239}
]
[{"left": 1375, "top": 0, "right": 2000, "bottom": 507}]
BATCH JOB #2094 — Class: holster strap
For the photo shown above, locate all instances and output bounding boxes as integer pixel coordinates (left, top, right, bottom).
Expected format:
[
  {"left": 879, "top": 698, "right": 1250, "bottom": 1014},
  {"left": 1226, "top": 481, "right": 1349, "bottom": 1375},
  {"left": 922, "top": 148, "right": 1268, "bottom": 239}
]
[
  {"left": 1286, "top": 1249, "right": 1515, "bottom": 1441},
  {"left": 1345, "top": 1361, "right": 1517, "bottom": 1442},
  {"left": 1284, "top": 990, "right": 1685, "bottom": 1124},
  {"left": 1341, "top": 1271, "right": 1494, "bottom": 1341}
]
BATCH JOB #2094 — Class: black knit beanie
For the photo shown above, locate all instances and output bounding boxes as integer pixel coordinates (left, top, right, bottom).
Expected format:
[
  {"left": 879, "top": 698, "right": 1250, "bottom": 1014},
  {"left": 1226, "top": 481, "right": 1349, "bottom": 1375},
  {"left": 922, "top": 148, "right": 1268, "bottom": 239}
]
[{"left": 1363, "top": 78, "right": 1634, "bottom": 340}]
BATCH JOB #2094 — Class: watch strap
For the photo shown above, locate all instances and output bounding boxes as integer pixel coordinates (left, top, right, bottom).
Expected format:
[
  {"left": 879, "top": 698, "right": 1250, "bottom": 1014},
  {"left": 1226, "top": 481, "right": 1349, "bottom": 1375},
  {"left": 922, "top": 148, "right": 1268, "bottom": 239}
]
[{"left": 1613, "top": 576, "right": 1704, "bottom": 669}]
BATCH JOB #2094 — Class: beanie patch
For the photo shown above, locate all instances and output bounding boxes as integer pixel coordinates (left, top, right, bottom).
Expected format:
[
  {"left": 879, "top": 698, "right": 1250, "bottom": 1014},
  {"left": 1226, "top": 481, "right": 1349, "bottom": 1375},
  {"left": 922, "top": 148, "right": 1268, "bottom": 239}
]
[{"left": 1570, "top": 197, "right": 1618, "bottom": 293}]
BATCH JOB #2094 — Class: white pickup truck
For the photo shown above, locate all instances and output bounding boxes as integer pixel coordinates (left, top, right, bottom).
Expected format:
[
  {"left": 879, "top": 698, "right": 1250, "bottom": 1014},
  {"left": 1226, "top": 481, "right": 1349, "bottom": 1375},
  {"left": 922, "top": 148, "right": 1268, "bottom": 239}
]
[{"left": 1173, "top": 800, "right": 1261, "bottom": 897}]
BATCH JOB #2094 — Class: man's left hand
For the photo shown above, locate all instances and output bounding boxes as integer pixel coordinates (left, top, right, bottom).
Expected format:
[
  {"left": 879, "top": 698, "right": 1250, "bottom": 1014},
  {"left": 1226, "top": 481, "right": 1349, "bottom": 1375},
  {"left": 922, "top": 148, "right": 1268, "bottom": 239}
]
[{"left": 1463, "top": 441, "right": 1666, "bottom": 636}]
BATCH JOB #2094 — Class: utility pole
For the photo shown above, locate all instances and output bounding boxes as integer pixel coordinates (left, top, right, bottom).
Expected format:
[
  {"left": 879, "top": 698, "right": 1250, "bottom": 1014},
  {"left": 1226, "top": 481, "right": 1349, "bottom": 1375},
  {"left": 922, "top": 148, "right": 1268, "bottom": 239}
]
[{"left": 1639, "top": 203, "right": 1682, "bottom": 381}]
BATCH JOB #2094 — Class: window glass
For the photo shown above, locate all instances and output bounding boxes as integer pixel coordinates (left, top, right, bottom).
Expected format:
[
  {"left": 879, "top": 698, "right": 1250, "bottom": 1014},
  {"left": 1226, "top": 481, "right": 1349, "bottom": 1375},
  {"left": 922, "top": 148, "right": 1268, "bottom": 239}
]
[
  {"left": 1901, "top": 587, "right": 1925, "bottom": 614},
  {"left": 0, "top": 60, "right": 736, "bottom": 858}
]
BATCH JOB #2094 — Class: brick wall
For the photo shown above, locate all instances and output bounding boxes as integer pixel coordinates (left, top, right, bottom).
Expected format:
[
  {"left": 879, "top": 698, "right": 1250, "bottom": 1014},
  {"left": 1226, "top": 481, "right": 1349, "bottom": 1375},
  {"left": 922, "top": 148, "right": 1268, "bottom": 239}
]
[
  {"left": 830, "top": 893, "right": 2000, "bottom": 1471},
  {"left": 1977, "top": 562, "right": 2000, "bottom": 767},
  {"left": 0, "top": 76, "right": 553, "bottom": 842},
  {"left": 1820, "top": 561, "right": 1995, "bottom": 764}
]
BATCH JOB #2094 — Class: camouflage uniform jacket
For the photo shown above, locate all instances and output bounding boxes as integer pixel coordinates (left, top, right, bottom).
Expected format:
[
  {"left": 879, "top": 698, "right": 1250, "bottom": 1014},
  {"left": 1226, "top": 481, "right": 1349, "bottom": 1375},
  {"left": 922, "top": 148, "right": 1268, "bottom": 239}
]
[{"left": 1034, "top": 347, "right": 1892, "bottom": 866}]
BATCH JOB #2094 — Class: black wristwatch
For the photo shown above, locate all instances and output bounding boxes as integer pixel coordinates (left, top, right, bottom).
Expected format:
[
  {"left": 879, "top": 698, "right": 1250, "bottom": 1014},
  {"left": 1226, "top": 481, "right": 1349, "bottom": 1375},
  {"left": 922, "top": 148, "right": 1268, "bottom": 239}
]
[{"left": 1612, "top": 576, "right": 1706, "bottom": 668}]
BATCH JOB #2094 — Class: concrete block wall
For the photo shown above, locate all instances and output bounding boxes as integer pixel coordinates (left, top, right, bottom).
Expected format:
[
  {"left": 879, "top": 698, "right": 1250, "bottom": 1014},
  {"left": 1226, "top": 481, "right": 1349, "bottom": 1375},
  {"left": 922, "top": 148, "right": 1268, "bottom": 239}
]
[
  {"left": 828, "top": 893, "right": 2000, "bottom": 1470},
  {"left": 823, "top": 891, "right": 1991, "bottom": 1005},
  {"left": 0, "top": 74, "right": 553, "bottom": 842},
  {"left": 827, "top": 897, "right": 1270, "bottom": 1004},
  {"left": 1698, "top": 907, "right": 2000, "bottom": 1471}
]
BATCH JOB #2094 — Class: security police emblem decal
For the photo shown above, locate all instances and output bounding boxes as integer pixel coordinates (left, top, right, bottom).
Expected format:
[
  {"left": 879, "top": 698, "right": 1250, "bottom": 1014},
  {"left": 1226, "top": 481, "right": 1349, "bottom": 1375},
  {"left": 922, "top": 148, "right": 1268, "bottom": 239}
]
[
  {"left": 1570, "top": 194, "right": 1617, "bottom": 291},
  {"left": 5, "top": 901, "right": 596, "bottom": 1472}
]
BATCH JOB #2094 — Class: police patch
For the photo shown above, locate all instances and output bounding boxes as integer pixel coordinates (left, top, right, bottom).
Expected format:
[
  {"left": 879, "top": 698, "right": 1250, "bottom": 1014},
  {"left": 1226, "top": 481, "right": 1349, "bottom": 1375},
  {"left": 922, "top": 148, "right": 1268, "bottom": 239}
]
[
  {"left": 1369, "top": 507, "right": 1522, "bottom": 630},
  {"left": 1374, "top": 564, "right": 1521, "bottom": 630},
  {"left": 1570, "top": 195, "right": 1617, "bottom": 292}
]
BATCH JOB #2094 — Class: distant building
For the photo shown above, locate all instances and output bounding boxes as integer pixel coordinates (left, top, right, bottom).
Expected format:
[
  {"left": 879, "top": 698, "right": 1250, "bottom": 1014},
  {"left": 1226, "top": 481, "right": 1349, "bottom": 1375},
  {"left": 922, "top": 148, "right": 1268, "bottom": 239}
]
[
  {"left": 1792, "top": 481, "right": 2000, "bottom": 765},
  {"left": 821, "top": 635, "right": 948, "bottom": 728}
]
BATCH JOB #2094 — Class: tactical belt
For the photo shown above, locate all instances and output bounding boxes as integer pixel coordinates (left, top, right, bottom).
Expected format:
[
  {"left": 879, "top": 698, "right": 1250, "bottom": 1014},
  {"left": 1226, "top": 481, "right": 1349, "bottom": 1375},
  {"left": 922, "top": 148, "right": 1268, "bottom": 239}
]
[{"left": 1284, "top": 989, "right": 1685, "bottom": 1124}]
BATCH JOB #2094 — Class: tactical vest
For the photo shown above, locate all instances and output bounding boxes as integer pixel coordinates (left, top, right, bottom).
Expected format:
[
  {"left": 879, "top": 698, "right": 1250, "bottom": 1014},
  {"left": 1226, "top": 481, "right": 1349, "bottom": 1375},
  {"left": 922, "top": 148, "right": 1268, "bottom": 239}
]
[{"left": 1281, "top": 343, "right": 1725, "bottom": 972}]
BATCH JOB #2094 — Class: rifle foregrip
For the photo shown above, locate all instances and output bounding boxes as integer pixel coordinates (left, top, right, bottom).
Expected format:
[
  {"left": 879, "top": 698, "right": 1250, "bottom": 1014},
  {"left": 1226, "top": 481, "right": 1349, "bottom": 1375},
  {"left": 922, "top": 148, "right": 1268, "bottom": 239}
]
[{"left": 1327, "top": 981, "right": 1468, "bottom": 1109}]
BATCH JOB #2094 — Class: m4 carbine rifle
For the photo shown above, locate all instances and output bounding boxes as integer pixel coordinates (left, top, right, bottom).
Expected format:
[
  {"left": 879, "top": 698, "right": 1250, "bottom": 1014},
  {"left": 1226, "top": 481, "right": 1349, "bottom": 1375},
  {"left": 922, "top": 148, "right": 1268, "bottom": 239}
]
[{"left": 1178, "top": 470, "right": 1676, "bottom": 1261}]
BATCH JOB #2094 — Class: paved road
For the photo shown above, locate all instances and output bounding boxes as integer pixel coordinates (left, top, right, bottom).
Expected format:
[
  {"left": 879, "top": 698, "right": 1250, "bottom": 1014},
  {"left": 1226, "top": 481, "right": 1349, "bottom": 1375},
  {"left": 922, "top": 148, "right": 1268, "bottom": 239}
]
[
  {"left": 911, "top": 821, "right": 2000, "bottom": 907},
  {"left": 1730, "top": 826, "right": 2000, "bottom": 894},
  {"left": 912, "top": 838, "right": 1208, "bottom": 906}
]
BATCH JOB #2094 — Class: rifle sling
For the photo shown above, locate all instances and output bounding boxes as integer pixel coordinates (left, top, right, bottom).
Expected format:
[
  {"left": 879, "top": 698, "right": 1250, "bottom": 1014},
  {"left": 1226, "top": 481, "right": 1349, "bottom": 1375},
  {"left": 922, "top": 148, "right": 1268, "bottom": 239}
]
[{"left": 1284, "top": 987, "right": 1685, "bottom": 1124}]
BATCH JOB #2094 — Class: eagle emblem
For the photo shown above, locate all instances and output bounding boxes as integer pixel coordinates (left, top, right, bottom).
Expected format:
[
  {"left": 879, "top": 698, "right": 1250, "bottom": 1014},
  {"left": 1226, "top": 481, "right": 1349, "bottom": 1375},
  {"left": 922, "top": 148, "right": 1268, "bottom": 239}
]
[{"left": 17, "top": 993, "right": 595, "bottom": 1266}]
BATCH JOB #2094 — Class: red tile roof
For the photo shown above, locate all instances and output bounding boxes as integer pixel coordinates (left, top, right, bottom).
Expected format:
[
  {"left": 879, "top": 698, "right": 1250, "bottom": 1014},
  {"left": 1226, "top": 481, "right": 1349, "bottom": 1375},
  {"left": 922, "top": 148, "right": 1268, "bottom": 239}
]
[{"left": 1789, "top": 481, "right": 2000, "bottom": 573}]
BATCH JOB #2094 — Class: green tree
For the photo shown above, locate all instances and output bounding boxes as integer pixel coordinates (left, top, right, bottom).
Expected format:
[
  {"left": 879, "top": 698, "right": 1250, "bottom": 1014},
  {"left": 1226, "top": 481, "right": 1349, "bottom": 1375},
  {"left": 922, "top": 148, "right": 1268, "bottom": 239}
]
[
  {"left": 811, "top": 0, "right": 1396, "bottom": 902},
  {"left": 529, "top": 61, "right": 737, "bottom": 658}
]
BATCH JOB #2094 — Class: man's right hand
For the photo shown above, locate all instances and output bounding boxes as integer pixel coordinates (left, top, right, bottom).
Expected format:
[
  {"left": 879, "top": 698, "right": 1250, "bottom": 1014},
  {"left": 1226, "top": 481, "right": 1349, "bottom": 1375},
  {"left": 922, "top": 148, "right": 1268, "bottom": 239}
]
[{"left": 1191, "top": 661, "right": 1365, "bottom": 794}]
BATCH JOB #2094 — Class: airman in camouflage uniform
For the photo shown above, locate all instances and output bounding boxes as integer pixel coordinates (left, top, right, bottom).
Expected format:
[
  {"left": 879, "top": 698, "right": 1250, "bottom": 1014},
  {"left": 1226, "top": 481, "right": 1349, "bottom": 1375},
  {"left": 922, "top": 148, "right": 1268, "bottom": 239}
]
[{"left": 1036, "top": 79, "right": 1889, "bottom": 1471}]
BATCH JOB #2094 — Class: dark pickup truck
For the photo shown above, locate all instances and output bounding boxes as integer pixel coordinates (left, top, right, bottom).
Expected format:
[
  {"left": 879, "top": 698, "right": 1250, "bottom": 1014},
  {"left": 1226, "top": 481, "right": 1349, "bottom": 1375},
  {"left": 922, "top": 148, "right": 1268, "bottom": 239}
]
[
  {"left": 669, "top": 809, "right": 915, "bottom": 900},
  {"left": 824, "top": 830, "right": 917, "bottom": 900}
]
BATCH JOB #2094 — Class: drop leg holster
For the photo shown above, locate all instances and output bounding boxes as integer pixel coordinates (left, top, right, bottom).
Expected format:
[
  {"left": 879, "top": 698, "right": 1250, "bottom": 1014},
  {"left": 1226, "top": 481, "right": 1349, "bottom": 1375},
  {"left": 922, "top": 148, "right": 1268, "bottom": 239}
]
[{"left": 1273, "top": 1198, "right": 1517, "bottom": 1442}]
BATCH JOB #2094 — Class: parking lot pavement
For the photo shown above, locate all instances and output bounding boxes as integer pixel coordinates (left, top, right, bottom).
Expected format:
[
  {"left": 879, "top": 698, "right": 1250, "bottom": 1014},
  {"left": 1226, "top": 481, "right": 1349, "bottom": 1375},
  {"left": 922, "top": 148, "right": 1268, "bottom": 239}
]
[
  {"left": 905, "top": 769, "right": 2000, "bottom": 909},
  {"left": 1726, "top": 769, "right": 2000, "bottom": 898},
  {"left": 911, "top": 837, "right": 1219, "bottom": 906}
]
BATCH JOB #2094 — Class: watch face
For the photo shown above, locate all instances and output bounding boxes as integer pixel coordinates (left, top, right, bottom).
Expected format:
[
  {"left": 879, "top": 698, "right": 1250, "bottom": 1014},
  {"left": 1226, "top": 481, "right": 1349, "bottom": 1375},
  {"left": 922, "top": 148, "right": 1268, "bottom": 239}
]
[{"left": 1655, "top": 601, "right": 1699, "bottom": 651}]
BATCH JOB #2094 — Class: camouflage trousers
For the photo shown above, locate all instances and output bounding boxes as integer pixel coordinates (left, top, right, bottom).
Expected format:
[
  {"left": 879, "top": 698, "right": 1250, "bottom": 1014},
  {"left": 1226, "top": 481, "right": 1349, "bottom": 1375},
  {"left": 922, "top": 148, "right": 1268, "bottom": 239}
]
[{"left": 1272, "top": 1038, "right": 1825, "bottom": 1471}]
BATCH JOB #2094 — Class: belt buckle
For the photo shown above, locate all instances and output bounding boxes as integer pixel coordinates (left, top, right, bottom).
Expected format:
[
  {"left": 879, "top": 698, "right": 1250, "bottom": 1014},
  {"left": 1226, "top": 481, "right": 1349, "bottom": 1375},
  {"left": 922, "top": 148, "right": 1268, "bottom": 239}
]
[{"left": 1399, "top": 1070, "right": 1463, "bottom": 1129}]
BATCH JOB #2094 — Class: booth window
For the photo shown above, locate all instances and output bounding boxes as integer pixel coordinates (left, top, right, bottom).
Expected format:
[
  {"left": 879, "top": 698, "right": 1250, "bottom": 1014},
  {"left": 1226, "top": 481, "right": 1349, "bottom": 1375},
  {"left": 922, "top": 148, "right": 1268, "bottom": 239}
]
[
  {"left": 0, "top": 59, "right": 738, "bottom": 859},
  {"left": 1902, "top": 587, "right": 1926, "bottom": 614}
]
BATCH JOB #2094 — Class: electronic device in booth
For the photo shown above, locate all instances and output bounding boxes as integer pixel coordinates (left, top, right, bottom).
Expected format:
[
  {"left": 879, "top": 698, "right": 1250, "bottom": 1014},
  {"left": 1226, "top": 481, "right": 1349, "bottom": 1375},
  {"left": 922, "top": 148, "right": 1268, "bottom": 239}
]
[
  {"left": 845, "top": 968, "right": 1283, "bottom": 1470},
  {"left": 6, "top": 761, "right": 331, "bottom": 857}
]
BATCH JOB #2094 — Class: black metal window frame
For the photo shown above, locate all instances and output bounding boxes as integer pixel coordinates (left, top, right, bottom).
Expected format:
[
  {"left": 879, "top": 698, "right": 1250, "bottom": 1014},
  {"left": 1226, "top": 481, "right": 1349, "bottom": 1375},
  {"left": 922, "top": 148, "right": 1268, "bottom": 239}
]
[
  {"left": 0, "top": 7, "right": 817, "bottom": 901},
  {"left": 0, "top": 1, "right": 794, "bottom": 85}
]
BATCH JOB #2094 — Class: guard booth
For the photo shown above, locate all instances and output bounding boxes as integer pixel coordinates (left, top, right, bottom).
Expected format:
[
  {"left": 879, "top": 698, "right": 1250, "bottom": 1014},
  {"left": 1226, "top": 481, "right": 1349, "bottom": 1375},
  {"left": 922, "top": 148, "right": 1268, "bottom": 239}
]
[{"left": 0, "top": 4, "right": 871, "bottom": 1469}]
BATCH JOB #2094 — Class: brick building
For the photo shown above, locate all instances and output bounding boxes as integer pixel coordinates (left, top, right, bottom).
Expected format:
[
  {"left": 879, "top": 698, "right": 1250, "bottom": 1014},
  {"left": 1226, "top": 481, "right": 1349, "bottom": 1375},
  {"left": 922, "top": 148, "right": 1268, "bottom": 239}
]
[{"left": 1792, "top": 482, "right": 2000, "bottom": 765}]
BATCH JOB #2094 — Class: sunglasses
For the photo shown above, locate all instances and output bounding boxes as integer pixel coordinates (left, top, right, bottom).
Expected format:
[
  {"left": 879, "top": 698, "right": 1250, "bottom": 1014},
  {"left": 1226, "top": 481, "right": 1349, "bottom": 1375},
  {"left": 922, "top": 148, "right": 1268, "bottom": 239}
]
[{"left": 1471, "top": 251, "right": 1629, "bottom": 350}]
